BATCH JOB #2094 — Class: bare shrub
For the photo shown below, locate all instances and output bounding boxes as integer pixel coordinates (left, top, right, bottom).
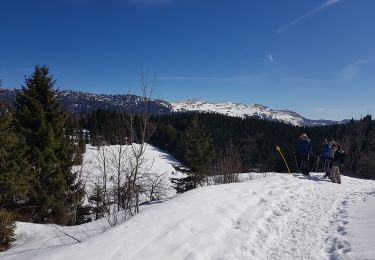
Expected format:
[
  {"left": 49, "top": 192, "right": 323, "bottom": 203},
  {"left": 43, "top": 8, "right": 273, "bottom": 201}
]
[
  {"left": 212, "top": 142, "right": 243, "bottom": 184},
  {"left": 0, "top": 209, "right": 16, "bottom": 252}
]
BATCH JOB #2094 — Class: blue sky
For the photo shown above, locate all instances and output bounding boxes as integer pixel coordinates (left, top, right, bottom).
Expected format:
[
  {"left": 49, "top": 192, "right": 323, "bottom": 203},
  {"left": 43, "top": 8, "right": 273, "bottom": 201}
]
[{"left": 1, "top": 0, "right": 374, "bottom": 120}]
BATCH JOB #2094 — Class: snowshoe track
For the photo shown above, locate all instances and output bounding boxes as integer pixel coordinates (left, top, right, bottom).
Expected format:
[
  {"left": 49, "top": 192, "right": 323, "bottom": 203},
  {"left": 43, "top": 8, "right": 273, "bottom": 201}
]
[{"left": 216, "top": 174, "right": 375, "bottom": 260}]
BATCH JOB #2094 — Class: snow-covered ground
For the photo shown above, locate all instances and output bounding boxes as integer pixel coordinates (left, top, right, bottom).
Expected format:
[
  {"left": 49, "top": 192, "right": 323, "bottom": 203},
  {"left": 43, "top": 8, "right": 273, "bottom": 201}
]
[
  {"left": 333, "top": 192, "right": 375, "bottom": 260},
  {"left": 77, "top": 144, "right": 184, "bottom": 200},
  {"left": 2, "top": 172, "right": 375, "bottom": 260}
]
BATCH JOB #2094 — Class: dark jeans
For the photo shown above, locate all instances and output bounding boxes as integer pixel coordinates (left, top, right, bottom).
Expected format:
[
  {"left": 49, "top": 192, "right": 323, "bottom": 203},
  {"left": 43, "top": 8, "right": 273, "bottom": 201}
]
[{"left": 296, "top": 154, "right": 310, "bottom": 174}]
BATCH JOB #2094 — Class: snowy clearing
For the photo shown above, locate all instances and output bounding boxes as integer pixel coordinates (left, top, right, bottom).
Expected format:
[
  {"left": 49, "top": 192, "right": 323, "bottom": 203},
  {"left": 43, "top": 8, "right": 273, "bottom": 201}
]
[
  {"left": 77, "top": 144, "right": 184, "bottom": 200},
  {"left": 2, "top": 172, "right": 375, "bottom": 260}
]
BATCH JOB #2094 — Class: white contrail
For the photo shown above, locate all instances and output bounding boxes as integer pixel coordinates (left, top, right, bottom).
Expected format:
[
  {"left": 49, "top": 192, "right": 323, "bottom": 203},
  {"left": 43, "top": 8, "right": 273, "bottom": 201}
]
[
  {"left": 278, "top": 0, "right": 340, "bottom": 34},
  {"left": 268, "top": 54, "right": 274, "bottom": 62}
]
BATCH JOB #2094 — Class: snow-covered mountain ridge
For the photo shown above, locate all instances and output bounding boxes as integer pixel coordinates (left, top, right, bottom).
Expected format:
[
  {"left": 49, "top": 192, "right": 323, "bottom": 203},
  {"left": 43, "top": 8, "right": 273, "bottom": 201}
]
[
  {"left": 171, "top": 99, "right": 345, "bottom": 126},
  {"left": 0, "top": 89, "right": 346, "bottom": 126}
]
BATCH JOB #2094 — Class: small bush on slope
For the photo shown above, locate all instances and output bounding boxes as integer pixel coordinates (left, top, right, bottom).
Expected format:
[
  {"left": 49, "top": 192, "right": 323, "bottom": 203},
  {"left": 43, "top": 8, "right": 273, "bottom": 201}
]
[{"left": 0, "top": 209, "right": 16, "bottom": 252}]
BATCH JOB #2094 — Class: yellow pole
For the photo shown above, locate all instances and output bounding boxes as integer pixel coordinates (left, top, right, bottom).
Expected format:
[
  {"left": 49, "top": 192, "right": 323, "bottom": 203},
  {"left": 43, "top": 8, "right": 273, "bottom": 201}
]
[{"left": 276, "top": 146, "right": 291, "bottom": 174}]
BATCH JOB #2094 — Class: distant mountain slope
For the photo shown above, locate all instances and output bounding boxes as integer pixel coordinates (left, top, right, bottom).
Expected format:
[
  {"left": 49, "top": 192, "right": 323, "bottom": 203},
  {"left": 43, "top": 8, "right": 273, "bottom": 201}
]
[
  {"left": 58, "top": 90, "right": 172, "bottom": 114},
  {"left": 171, "top": 99, "right": 344, "bottom": 126},
  {"left": 0, "top": 89, "right": 345, "bottom": 126},
  {"left": 0, "top": 89, "right": 172, "bottom": 115}
]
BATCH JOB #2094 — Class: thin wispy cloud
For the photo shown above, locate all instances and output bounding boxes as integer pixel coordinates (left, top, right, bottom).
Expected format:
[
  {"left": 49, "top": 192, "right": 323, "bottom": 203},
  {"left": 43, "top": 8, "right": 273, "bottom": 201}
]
[
  {"left": 281, "top": 57, "right": 372, "bottom": 83},
  {"left": 278, "top": 0, "right": 340, "bottom": 34},
  {"left": 338, "top": 58, "right": 372, "bottom": 81}
]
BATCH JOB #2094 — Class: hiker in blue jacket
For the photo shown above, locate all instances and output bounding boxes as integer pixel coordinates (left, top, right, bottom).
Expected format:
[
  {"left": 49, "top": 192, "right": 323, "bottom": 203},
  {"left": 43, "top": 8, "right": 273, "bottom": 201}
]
[
  {"left": 295, "top": 133, "right": 312, "bottom": 175},
  {"left": 322, "top": 138, "right": 334, "bottom": 178}
]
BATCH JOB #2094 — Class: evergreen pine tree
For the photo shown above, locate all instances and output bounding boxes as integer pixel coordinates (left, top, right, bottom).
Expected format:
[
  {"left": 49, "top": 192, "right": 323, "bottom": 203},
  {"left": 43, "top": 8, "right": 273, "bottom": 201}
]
[
  {"left": 0, "top": 87, "right": 33, "bottom": 211},
  {"left": 0, "top": 85, "right": 34, "bottom": 250},
  {"left": 88, "top": 183, "right": 106, "bottom": 220},
  {"left": 73, "top": 128, "right": 86, "bottom": 166},
  {"left": 13, "top": 65, "right": 80, "bottom": 224},
  {"left": 171, "top": 117, "right": 215, "bottom": 192},
  {"left": 65, "top": 170, "right": 90, "bottom": 225},
  {"left": 78, "top": 128, "right": 86, "bottom": 153}
]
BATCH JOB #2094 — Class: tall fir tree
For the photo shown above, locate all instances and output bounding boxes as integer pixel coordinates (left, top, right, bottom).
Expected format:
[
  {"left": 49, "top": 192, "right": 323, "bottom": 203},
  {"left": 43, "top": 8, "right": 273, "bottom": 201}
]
[
  {"left": 1, "top": 85, "right": 34, "bottom": 251},
  {"left": 171, "top": 117, "right": 215, "bottom": 192},
  {"left": 14, "top": 65, "right": 80, "bottom": 224},
  {"left": 0, "top": 87, "right": 34, "bottom": 211}
]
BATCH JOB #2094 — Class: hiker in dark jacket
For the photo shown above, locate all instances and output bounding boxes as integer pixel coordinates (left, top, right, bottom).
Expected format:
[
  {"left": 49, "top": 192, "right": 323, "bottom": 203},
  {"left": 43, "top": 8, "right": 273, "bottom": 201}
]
[
  {"left": 322, "top": 138, "right": 334, "bottom": 178},
  {"left": 330, "top": 143, "right": 346, "bottom": 184},
  {"left": 295, "top": 133, "right": 312, "bottom": 175}
]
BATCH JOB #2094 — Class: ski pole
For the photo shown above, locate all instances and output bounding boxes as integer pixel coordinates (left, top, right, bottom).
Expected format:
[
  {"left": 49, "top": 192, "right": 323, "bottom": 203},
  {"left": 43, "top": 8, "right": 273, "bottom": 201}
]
[
  {"left": 276, "top": 146, "right": 291, "bottom": 174},
  {"left": 310, "top": 154, "right": 321, "bottom": 172},
  {"left": 310, "top": 154, "right": 317, "bottom": 172},
  {"left": 315, "top": 155, "right": 321, "bottom": 172}
]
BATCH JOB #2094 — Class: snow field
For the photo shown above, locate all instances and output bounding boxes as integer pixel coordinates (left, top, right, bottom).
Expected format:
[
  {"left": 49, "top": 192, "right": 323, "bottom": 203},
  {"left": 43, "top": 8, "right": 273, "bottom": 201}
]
[
  {"left": 76, "top": 144, "right": 184, "bottom": 201},
  {"left": 0, "top": 144, "right": 184, "bottom": 257},
  {"left": 2, "top": 172, "right": 375, "bottom": 260}
]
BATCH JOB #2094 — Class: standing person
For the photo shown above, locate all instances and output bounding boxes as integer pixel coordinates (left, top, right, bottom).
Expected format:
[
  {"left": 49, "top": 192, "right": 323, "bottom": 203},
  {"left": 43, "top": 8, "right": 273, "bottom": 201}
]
[
  {"left": 322, "top": 138, "right": 334, "bottom": 178},
  {"left": 295, "top": 133, "right": 312, "bottom": 175},
  {"left": 331, "top": 143, "right": 346, "bottom": 184}
]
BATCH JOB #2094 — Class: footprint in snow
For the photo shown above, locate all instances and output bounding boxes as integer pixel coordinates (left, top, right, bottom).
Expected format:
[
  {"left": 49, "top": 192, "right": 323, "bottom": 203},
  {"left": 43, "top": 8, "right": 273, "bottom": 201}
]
[
  {"left": 337, "top": 225, "right": 347, "bottom": 235},
  {"left": 258, "top": 198, "right": 267, "bottom": 204},
  {"left": 234, "top": 219, "right": 241, "bottom": 229},
  {"left": 337, "top": 240, "right": 352, "bottom": 254},
  {"left": 185, "top": 251, "right": 204, "bottom": 260},
  {"left": 273, "top": 209, "right": 283, "bottom": 217}
]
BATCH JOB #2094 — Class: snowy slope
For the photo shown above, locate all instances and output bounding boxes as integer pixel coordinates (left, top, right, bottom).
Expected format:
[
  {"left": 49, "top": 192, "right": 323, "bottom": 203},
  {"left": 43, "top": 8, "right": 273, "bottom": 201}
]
[
  {"left": 171, "top": 99, "right": 343, "bottom": 127},
  {"left": 0, "top": 144, "right": 182, "bottom": 258},
  {"left": 2, "top": 172, "right": 375, "bottom": 260},
  {"left": 78, "top": 144, "right": 183, "bottom": 199}
]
